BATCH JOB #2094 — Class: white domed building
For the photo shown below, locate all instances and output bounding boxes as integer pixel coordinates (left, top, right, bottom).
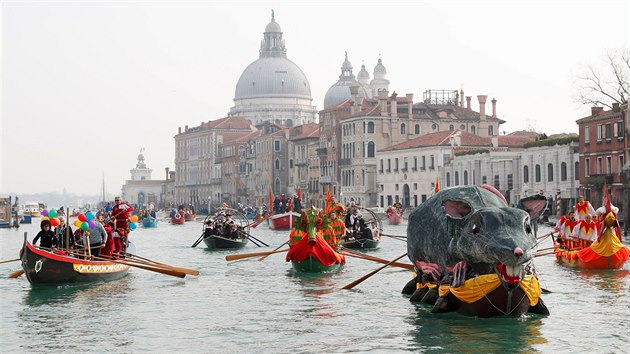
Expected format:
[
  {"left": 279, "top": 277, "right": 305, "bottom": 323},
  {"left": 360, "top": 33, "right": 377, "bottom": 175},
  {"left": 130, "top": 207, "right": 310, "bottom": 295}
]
[
  {"left": 323, "top": 54, "right": 390, "bottom": 108},
  {"left": 229, "top": 11, "right": 318, "bottom": 127}
]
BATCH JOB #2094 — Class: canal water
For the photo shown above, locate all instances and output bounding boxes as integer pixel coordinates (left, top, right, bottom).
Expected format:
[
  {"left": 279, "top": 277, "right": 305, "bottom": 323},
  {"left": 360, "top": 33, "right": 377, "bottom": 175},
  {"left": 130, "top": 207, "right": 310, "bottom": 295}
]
[{"left": 1, "top": 219, "right": 628, "bottom": 353}]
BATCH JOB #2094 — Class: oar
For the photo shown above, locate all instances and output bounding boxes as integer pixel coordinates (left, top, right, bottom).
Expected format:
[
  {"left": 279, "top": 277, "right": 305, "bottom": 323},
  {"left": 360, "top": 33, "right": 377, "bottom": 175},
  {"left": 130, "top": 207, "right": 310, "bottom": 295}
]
[
  {"left": 191, "top": 233, "right": 205, "bottom": 248},
  {"left": 245, "top": 233, "right": 262, "bottom": 247},
  {"left": 226, "top": 248, "right": 288, "bottom": 262},
  {"left": 126, "top": 252, "right": 199, "bottom": 276},
  {"left": 341, "top": 249, "right": 413, "bottom": 270},
  {"left": 258, "top": 240, "right": 289, "bottom": 261},
  {"left": 381, "top": 233, "right": 406, "bottom": 239},
  {"left": 342, "top": 253, "right": 408, "bottom": 290},
  {"left": 91, "top": 255, "right": 186, "bottom": 278},
  {"left": 243, "top": 232, "right": 268, "bottom": 247},
  {"left": 537, "top": 231, "right": 555, "bottom": 240},
  {"left": 534, "top": 251, "right": 555, "bottom": 257},
  {"left": 8, "top": 269, "right": 24, "bottom": 278},
  {"left": 381, "top": 234, "right": 407, "bottom": 242},
  {"left": 0, "top": 258, "right": 20, "bottom": 264}
]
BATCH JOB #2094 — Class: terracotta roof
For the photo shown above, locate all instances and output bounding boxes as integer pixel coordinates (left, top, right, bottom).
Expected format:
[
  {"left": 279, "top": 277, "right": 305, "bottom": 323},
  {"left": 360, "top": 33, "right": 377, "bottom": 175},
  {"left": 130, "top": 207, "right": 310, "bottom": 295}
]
[
  {"left": 207, "top": 116, "right": 252, "bottom": 130},
  {"left": 290, "top": 123, "right": 320, "bottom": 140},
  {"left": 379, "top": 130, "right": 491, "bottom": 152},
  {"left": 498, "top": 135, "right": 537, "bottom": 147}
]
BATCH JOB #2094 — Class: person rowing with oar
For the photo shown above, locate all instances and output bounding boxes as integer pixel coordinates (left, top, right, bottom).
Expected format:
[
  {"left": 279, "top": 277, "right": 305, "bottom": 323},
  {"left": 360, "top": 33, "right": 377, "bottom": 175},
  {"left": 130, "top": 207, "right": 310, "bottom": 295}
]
[{"left": 111, "top": 197, "right": 133, "bottom": 254}]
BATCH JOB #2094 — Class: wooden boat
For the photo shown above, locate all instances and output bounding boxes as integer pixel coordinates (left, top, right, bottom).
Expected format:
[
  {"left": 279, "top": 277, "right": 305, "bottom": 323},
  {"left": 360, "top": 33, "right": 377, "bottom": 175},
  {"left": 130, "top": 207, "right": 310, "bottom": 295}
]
[
  {"left": 171, "top": 212, "right": 185, "bottom": 224},
  {"left": 553, "top": 211, "right": 629, "bottom": 269},
  {"left": 184, "top": 212, "right": 196, "bottom": 222},
  {"left": 142, "top": 216, "right": 159, "bottom": 228},
  {"left": 269, "top": 211, "right": 300, "bottom": 230},
  {"left": 201, "top": 208, "right": 251, "bottom": 250},
  {"left": 19, "top": 234, "right": 129, "bottom": 285},
  {"left": 286, "top": 207, "right": 345, "bottom": 272},
  {"left": 342, "top": 206, "right": 382, "bottom": 249}
]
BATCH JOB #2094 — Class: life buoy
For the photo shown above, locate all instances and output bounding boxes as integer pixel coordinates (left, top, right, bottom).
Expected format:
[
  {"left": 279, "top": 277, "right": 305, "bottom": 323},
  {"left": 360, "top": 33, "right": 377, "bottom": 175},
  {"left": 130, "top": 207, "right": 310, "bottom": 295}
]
[{"left": 174, "top": 213, "right": 182, "bottom": 220}]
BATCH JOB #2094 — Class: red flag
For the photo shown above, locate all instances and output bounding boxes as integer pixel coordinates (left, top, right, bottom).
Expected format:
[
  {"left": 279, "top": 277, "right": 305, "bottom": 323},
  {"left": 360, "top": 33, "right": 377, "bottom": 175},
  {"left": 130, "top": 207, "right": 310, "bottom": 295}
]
[
  {"left": 434, "top": 177, "right": 440, "bottom": 194},
  {"left": 297, "top": 187, "right": 302, "bottom": 200}
]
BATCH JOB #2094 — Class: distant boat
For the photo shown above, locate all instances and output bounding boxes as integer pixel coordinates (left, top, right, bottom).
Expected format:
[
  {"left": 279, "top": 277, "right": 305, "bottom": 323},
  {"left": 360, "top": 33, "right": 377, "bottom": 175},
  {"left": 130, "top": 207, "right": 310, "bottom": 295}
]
[
  {"left": 23, "top": 202, "right": 41, "bottom": 217},
  {"left": 268, "top": 211, "right": 300, "bottom": 230},
  {"left": 142, "top": 216, "right": 159, "bottom": 228}
]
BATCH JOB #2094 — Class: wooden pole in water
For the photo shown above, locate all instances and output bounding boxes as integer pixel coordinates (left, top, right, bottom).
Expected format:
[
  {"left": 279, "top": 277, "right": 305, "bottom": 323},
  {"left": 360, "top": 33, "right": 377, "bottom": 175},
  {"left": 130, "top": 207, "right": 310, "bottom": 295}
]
[{"left": 65, "top": 207, "right": 70, "bottom": 253}]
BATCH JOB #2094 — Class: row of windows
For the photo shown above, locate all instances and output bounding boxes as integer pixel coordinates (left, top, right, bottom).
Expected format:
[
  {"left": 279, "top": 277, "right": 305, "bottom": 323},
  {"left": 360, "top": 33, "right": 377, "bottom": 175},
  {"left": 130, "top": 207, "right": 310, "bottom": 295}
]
[
  {"left": 342, "top": 121, "right": 493, "bottom": 136},
  {"left": 523, "top": 162, "right": 579, "bottom": 183},
  {"left": 584, "top": 121, "right": 624, "bottom": 143},
  {"left": 584, "top": 154, "right": 625, "bottom": 177},
  {"left": 378, "top": 156, "right": 435, "bottom": 173}
]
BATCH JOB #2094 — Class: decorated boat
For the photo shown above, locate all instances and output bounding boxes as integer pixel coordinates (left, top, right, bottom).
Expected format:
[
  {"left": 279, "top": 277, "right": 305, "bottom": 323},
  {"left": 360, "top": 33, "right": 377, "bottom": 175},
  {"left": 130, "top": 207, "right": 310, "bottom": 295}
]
[
  {"left": 286, "top": 207, "right": 345, "bottom": 272},
  {"left": 342, "top": 207, "right": 383, "bottom": 250},
  {"left": 141, "top": 216, "right": 159, "bottom": 228},
  {"left": 553, "top": 203, "right": 629, "bottom": 270},
  {"left": 268, "top": 211, "right": 300, "bottom": 230},
  {"left": 184, "top": 212, "right": 197, "bottom": 222},
  {"left": 200, "top": 208, "right": 250, "bottom": 250},
  {"left": 402, "top": 185, "right": 549, "bottom": 317},
  {"left": 19, "top": 234, "right": 129, "bottom": 285},
  {"left": 170, "top": 210, "right": 185, "bottom": 225}
]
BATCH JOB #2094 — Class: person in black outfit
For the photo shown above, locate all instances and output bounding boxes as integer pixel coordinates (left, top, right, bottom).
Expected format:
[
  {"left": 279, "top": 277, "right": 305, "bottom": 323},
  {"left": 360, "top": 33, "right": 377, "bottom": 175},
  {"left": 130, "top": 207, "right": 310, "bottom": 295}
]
[{"left": 33, "top": 219, "right": 57, "bottom": 248}]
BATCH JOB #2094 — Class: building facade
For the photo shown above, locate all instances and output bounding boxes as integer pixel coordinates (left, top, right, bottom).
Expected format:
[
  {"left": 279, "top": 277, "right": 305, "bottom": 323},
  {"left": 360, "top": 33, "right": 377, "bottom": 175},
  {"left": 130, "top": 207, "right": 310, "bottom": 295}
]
[{"left": 121, "top": 150, "right": 164, "bottom": 207}]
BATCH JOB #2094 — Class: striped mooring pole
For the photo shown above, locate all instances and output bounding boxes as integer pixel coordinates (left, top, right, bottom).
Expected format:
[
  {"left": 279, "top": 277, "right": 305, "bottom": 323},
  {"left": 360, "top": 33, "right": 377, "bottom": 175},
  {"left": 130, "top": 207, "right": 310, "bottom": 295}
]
[{"left": 556, "top": 189, "right": 561, "bottom": 215}]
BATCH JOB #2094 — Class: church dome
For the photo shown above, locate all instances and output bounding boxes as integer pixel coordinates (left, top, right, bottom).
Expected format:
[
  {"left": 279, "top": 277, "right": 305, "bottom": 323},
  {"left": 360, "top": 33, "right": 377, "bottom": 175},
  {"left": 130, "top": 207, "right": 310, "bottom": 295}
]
[
  {"left": 357, "top": 64, "right": 370, "bottom": 85},
  {"left": 323, "top": 52, "right": 371, "bottom": 108},
  {"left": 235, "top": 57, "right": 311, "bottom": 99}
]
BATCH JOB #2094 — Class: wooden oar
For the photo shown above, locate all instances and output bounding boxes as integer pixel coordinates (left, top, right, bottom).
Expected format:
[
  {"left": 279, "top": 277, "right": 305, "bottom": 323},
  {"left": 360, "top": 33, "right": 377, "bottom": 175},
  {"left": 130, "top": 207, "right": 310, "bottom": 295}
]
[
  {"left": 0, "top": 258, "right": 20, "bottom": 264},
  {"left": 342, "top": 253, "right": 408, "bottom": 290},
  {"left": 258, "top": 240, "right": 289, "bottom": 261},
  {"left": 534, "top": 251, "right": 556, "bottom": 257},
  {"left": 8, "top": 269, "right": 24, "bottom": 278},
  {"left": 226, "top": 248, "right": 288, "bottom": 262},
  {"left": 537, "top": 231, "right": 555, "bottom": 240},
  {"left": 381, "top": 233, "right": 406, "bottom": 239},
  {"left": 242, "top": 231, "right": 268, "bottom": 247},
  {"left": 126, "top": 253, "right": 199, "bottom": 276},
  {"left": 191, "top": 233, "right": 205, "bottom": 248},
  {"left": 341, "top": 249, "right": 413, "bottom": 270},
  {"left": 91, "top": 255, "right": 186, "bottom": 278}
]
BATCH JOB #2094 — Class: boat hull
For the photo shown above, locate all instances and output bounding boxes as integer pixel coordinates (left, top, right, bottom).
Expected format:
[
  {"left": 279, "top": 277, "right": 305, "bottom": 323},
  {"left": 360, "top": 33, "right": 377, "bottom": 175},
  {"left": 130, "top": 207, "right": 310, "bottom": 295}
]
[
  {"left": 142, "top": 218, "right": 159, "bottom": 228},
  {"left": 203, "top": 235, "right": 249, "bottom": 250},
  {"left": 171, "top": 216, "right": 185, "bottom": 224},
  {"left": 449, "top": 285, "right": 533, "bottom": 317},
  {"left": 21, "top": 241, "right": 128, "bottom": 285},
  {"left": 555, "top": 251, "right": 628, "bottom": 269},
  {"left": 269, "top": 212, "right": 300, "bottom": 230},
  {"left": 291, "top": 256, "right": 342, "bottom": 273},
  {"left": 343, "top": 238, "right": 380, "bottom": 249},
  {"left": 184, "top": 214, "right": 196, "bottom": 222}
]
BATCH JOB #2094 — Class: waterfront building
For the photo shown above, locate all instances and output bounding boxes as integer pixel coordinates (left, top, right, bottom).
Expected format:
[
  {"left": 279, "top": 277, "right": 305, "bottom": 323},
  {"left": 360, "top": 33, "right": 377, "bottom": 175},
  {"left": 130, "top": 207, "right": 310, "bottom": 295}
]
[
  {"left": 229, "top": 11, "right": 318, "bottom": 127},
  {"left": 576, "top": 103, "right": 628, "bottom": 209},
  {"left": 121, "top": 150, "right": 164, "bottom": 207},
  {"left": 287, "top": 123, "right": 320, "bottom": 207}
]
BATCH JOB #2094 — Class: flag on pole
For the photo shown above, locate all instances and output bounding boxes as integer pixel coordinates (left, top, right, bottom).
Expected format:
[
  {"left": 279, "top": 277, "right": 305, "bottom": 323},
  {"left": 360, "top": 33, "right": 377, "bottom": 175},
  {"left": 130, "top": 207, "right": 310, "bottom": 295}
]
[
  {"left": 269, "top": 186, "right": 274, "bottom": 212},
  {"left": 325, "top": 186, "right": 332, "bottom": 214},
  {"left": 297, "top": 186, "right": 302, "bottom": 200},
  {"left": 434, "top": 177, "right": 440, "bottom": 194}
]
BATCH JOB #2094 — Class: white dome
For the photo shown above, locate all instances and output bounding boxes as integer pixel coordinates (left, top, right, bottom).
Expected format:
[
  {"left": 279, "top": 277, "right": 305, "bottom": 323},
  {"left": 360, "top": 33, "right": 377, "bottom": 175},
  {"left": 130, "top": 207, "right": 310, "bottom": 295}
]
[
  {"left": 324, "top": 82, "right": 370, "bottom": 108},
  {"left": 234, "top": 57, "right": 312, "bottom": 99}
]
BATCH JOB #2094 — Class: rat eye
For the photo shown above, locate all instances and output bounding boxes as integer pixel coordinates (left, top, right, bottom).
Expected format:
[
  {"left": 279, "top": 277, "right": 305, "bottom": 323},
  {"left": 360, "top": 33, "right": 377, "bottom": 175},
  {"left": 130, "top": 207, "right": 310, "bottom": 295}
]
[
  {"left": 472, "top": 223, "right": 480, "bottom": 234},
  {"left": 524, "top": 221, "right": 532, "bottom": 234}
]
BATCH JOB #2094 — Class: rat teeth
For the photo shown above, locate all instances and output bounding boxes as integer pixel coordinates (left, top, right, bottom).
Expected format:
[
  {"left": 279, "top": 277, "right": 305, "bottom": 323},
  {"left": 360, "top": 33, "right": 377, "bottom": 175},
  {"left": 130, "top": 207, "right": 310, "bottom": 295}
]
[{"left": 506, "top": 265, "right": 520, "bottom": 277}]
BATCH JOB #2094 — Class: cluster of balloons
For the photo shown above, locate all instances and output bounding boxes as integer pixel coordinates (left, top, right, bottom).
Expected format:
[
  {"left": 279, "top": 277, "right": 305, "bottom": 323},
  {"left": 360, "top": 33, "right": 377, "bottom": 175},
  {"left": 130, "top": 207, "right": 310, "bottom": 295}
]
[
  {"left": 129, "top": 215, "right": 138, "bottom": 230},
  {"left": 73, "top": 211, "right": 97, "bottom": 231},
  {"left": 41, "top": 209, "right": 60, "bottom": 227}
]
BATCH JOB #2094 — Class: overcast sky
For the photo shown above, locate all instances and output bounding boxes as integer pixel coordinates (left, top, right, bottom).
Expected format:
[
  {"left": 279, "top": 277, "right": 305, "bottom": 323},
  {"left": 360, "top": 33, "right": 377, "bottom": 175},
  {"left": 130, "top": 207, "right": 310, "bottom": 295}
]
[{"left": 2, "top": 0, "right": 628, "bottom": 196}]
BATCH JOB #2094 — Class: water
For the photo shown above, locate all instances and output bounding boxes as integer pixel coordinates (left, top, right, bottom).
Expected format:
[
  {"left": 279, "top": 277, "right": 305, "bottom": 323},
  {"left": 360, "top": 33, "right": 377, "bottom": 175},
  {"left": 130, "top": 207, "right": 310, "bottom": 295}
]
[{"left": 1, "top": 220, "right": 628, "bottom": 353}]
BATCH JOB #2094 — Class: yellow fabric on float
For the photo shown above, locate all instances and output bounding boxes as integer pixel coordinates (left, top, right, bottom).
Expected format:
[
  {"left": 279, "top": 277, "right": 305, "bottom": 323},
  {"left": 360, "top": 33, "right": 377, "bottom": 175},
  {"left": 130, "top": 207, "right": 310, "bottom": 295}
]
[
  {"left": 435, "top": 274, "right": 541, "bottom": 305},
  {"left": 590, "top": 228, "right": 626, "bottom": 257}
]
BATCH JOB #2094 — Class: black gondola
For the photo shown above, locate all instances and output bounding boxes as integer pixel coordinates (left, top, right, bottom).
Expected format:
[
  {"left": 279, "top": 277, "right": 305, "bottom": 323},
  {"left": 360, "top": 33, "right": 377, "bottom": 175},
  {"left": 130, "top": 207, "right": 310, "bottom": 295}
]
[
  {"left": 20, "top": 233, "right": 129, "bottom": 285},
  {"left": 201, "top": 208, "right": 250, "bottom": 250},
  {"left": 341, "top": 206, "right": 382, "bottom": 250}
]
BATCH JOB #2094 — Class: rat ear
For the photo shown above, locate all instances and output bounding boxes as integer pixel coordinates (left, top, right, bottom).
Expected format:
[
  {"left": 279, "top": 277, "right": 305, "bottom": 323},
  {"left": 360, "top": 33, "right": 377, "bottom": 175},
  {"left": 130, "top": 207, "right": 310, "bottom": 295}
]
[{"left": 443, "top": 200, "right": 471, "bottom": 219}]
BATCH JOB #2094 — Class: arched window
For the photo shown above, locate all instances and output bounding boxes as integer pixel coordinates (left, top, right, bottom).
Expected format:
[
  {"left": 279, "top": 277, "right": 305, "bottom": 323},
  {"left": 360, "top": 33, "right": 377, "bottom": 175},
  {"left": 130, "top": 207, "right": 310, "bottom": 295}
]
[
  {"left": 367, "top": 141, "right": 375, "bottom": 157},
  {"left": 463, "top": 170, "right": 468, "bottom": 185},
  {"left": 523, "top": 165, "right": 529, "bottom": 183},
  {"left": 547, "top": 163, "right": 554, "bottom": 181},
  {"left": 574, "top": 161, "right": 580, "bottom": 180},
  {"left": 460, "top": 124, "right": 466, "bottom": 130},
  {"left": 471, "top": 126, "right": 476, "bottom": 135},
  {"left": 446, "top": 172, "right": 451, "bottom": 187},
  {"left": 415, "top": 124, "right": 420, "bottom": 134},
  {"left": 367, "top": 121, "right": 375, "bottom": 133},
  {"left": 432, "top": 124, "right": 438, "bottom": 131},
  {"left": 449, "top": 124, "right": 454, "bottom": 130},
  {"left": 401, "top": 123, "right": 406, "bottom": 135},
  {"left": 561, "top": 162, "right": 567, "bottom": 181},
  {"left": 275, "top": 159, "right": 280, "bottom": 170},
  {"left": 535, "top": 164, "right": 541, "bottom": 182},
  {"left": 455, "top": 171, "right": 459, "bottom": 185},
  {"left": 488, "top": 125, "right": 494, "bottom": 136}
]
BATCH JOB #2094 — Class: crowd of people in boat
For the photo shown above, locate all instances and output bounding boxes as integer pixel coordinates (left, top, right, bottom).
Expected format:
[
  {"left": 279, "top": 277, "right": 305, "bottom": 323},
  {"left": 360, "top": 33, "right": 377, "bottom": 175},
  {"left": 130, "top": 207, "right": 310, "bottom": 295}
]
[
  {"left": 554, "top": 196, "right": 621, "bottom": 249},
  {"left": 203, "top": 211, "right": 245, "bottom": 240},
  {"left": 272, "top": 194, "right": 303, "bottom": 214},
  {"left": 32, "top": 197, "right": 135, "bottom": 259}
]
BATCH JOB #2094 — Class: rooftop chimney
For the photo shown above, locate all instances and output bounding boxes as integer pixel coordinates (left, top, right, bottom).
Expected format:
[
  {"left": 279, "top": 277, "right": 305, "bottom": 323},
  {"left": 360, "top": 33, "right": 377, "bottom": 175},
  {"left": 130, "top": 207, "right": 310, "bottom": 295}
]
[
  {"left": 165, "top": 167, "right": 170, "bottom": 180},
  {"left": 349, "top": 85, "right": 359, "bottom": 115},
  {"left": 612, "top": 102, "right": 621, "bottom": 112},
  {"left": 460, "top": 89, "right": 464, "bottom": 107},
  {"left": 491, "top": 98, "right": 497, "bottom": 118},
  {"left": 406, "top": 93, "right": 414, "bottom": 116},
  {"left": 185, "top": 125, "right": 189, "bottom": 132},
  {"left": 591, "top": 107, "right": 605, "bottom": 116},
  {"left": 390, "top": 92, "right": 398, "bottom": 117},
  {"left": 178, "top": 127, "right": 181, "bottom": 134},
  {"left": 491, "top": 136, "right": 498, "bottom": 147},
  {"left": 379, "top": 89, "right": 389, "bottom": 116},
  {"left": 466, "top": 96, "right": 471, "bottom": 109},
  {"left": 477, "top": 95, "right": 488, "bottom": 120}
]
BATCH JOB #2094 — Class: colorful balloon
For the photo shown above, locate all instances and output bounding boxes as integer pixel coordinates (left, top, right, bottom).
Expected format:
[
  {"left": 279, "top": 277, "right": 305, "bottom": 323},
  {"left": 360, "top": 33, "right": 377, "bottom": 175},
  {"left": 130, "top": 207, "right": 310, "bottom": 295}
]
[
  {"left": 74, "top": 220, "right": 82, "bottom": 227},
  {"left": 86, "top": 211, "right": 94, "bottom": 221},
  {"left": 48, "top": 209, "right": 58, "bottom": 218},
  {"left": 130, "top": 215, "right": 139, "bottom": 223},
  {"left": 78, "top": 213, "right": 86, "bottom": 222},
  {"left": 170, "top": 210, "right": 177, "bottom": 217},
  {"left": 81, "top": 222, "right": 89, "bottom": 231},
  {"left": 129, "top": 222, "right": 137, "bottom": 230},
  {"left": 41, "top": 216, "right": 49, "bottom": 221},
  {"left": 50, "top": 217, "right": 60, "bottom": 227},
  {"left": 42, "top": 209, "right": 49, "bottom": 217},
  {"left": 87, "top": 220, "right": 96, "bottom": 229}
]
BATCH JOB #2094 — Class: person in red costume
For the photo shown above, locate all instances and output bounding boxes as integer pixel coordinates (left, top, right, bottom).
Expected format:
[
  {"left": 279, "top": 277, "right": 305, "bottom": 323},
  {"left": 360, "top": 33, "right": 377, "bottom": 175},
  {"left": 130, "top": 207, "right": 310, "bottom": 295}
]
[
  {"left": 574, "top": 196, "right": 596, "bottom": 221},
  {"left": 111, "top": 197, "right": 133, "bottom": 252}
]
